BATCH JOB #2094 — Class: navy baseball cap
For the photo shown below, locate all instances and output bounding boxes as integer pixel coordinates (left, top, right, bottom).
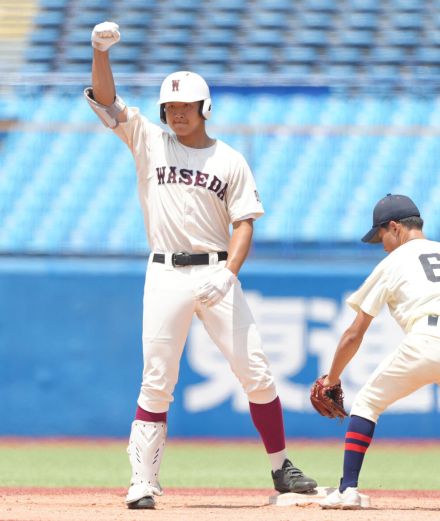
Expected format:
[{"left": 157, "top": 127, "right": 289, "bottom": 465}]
[{"left": 362, "top": 194, "right": 420, "bottom": 243}]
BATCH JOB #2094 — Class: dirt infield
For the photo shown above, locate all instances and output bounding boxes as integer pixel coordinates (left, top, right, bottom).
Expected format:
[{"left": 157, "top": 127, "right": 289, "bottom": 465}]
[{"left": 1, "top": 487, "right": 439, "bottom": 521}]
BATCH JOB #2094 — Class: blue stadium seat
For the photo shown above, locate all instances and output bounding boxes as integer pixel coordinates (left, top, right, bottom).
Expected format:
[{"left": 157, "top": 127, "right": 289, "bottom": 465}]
[
  {"left": 337, "top": 30, "right": 375, "bottom": 47},
  {"left": 388, "top": 0, "right": 424, "bottom": 10},
  {"left": 113, "top": 63, "right": 142, "bottom": 73},
  {"left": 341, "top": 12, "right": 378, "bottom": 29},
  {"left": 160, "top": 0, "right": 201, "bottom": 9},
  {"left": 370, "top": 46, "right": 408, "bottom": 63},
  {"left": 74, "top": 0, "right": 110, "bottom": 9},
  {"left": 247, "top": 29, "right": 281, "bottom": 46},
  {"left": 62, "top": 45, "right": 90, "bottom": 61},
  {"left": 120, "top": 0, "right": 154, "bottom": 7},
  {"left": 280, "top": 63, "right": 314, "bottom": 76},
  {"left": 345, "top": 0, "right": 380, "bottom": 10},
  {"left": 148, "top": 46, "right": 186, "bottom": 63},
  {"left": 249, "top": 11, "right": 289, "bottom": 28},
  {"left": 367, "top": 64, "right": 401, "bottom": 77},
  {"left": 306, "top": 0, "right": 338, "bottom": 10},
  {"left": 64, "top": 28, "right": 92, "bottom": 44},
  {"left": 198, "top": 29, "right": 235, "bottom": 46},
  {"left": 208, "top": 0, "right": 246, "bottom": 10},
  {"left": 20, "top": 62, "right": 53, "bottom": 73},
  {"left": 283, "top": 46, "right": 319, "bottom": 63},
  {"left": 326, "top": 46, "right": 363, "bottom": 63},
  {"left": 145, "top": 63, "right": 183, "bottom": 75},
  {"left": 228, "top": 62, "right": 270, "bottom": 74},
  {"left": 121, "top": 28, "right": 152, "bottom": 44},
  {"left": 111, "top": 45, "right": 144, "bottom": 61},
  {"left": 392, "top": 12, "right": 423, "bottom": 29},
  {"left": 60, "top": 62, "right": 89, "bottom": 72},
  {"left": 115, "top": 11, "right": 153, "bottom": 26},
  {"left": 321, "top": 63, "right": 359, "bottom": 77},
  {"left": 253, "top": 0, "right": 293, "bottom": 10},
  {"left": 149, "top": 28, "right": 190, "bottom": 47},
  {"left": 29, "top": 28, "right": 60, "bottom": 44},
  {"left": 298, "top": 12, "right": 333, "bottom": 29},
  {"left": 293, "top": 29, "right": 328, "bottom": 46},
  {"left": 414, "top": 47, "right": 440, "bottom": 64},
  {"left": 38, "top": 0, "right": 67, "bottom": 7},
  {"left": 430, "top": 11, "right": 440, "bottom": 28},
  {"left": 212, "top": 94, "right": 246, "bottom": 124},
  {"left": 25, "top": 45, "right": 56, "bottom": 61},
  {"left": 69, "top": 10, "right": 106, "bottom": 26},
  {"left": 278, "top": 94, "right": 325, "bottom": 125},
  {"left": 159, "top": 11, "right": 195, "bottom": 28},
  {"left": 204, "top": 11, "right": 242, "bottom": 29},
  {"left": 33, "top": 10, "right": 65, "bottom": 26},
  {"left": 424, "top": 30, "right": 440, "bottom": 45},
  {"left": 195, "top": 46, "right": 230, "bottom": 63},
  {"left": 321, "top": 96, "right": 361, "bottom": 124},
  {"left": 382, "top": 30, "right": 420, "bottom": 46},
  {"left": 194, "top": 62, "right": 228, "bottom": 74}
]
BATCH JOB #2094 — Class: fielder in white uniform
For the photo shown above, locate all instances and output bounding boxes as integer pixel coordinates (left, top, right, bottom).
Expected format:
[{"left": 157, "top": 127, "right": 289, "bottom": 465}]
[
  {"left": 319, "top": 193, "right": 440, "bottom": 510},
  {"left": 85, "top": 22, "right": 317, "bottom": 510}
]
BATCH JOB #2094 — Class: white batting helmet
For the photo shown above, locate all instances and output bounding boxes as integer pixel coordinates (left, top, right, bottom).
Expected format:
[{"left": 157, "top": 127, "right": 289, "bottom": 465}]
[{"left": 158, "top": 71, "right": 212, "bottom": 123}]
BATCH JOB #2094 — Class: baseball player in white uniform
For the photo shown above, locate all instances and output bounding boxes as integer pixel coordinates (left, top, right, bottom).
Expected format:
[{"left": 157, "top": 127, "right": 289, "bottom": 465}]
[
  {"left": 85, "top": 22, "right": 317, "bottom": 510},
  {"left": 319, "top": 193, "right": 440, "bottom": 509}
]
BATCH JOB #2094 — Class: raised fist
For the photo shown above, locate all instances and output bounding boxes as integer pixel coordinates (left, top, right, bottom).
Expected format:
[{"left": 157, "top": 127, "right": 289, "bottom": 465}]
[{"left": 91, "top": 21, "right": 120, "bottom": 52}]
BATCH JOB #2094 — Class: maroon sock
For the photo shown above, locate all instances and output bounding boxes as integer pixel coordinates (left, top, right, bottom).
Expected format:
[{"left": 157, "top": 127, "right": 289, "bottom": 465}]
[
  {"left": 249, "top": 396, "right": 286, "bottom": 454},
  {"left": 135, "top": 405, "right": 167, "bottom": 423}
]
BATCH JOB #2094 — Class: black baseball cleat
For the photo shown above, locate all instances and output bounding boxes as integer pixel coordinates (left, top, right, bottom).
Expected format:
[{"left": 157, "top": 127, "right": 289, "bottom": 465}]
[
  {"left": 127, "top": 496, "right": 155, "bottom": 509},
  {"left": 272, "top": 459, "right": 318, "bottom": 494}
]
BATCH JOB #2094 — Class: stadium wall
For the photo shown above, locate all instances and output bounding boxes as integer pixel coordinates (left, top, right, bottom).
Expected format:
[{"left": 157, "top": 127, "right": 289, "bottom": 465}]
[{"left": 1, "top": 255, "right": 438, "bottom": 439}]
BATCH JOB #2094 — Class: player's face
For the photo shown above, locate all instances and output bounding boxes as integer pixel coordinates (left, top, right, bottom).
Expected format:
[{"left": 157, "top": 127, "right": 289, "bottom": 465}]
[
  {"left": 164, "top": 101, "right": 204, "bottom": 137},
  {"left": 378, "top": 222, "right": 400, "bottom": 253}
]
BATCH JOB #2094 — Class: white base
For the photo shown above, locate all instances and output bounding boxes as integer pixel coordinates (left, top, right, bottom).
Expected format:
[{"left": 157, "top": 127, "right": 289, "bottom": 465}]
[{"left": 269, "top": 486, "right": 371, "bottom": 508}]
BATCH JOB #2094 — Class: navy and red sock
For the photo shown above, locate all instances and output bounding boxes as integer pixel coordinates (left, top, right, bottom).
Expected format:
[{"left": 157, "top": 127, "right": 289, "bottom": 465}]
[{"left": 340, "top": 415, "right": 375, "bottom": 492}]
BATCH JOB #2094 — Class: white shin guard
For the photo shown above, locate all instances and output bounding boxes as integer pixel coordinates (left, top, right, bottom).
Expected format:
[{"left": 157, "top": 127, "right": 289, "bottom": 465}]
[{"left": 125, "top": 420, "right": 167, "bottom": 504}]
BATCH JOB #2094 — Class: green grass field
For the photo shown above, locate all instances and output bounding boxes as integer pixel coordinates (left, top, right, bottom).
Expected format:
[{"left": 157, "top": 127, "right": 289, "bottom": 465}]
[{"left": 1, "top": 440, "right": 440, "bottom": 490}]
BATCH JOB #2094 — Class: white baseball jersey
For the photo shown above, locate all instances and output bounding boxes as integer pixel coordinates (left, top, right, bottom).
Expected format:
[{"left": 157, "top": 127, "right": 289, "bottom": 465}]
[
  {"left": 347, "top": 238, "right": 440, "bottom": 333},
  {"left": 113, "top": 108, "right": 264, "bottom": 253}
]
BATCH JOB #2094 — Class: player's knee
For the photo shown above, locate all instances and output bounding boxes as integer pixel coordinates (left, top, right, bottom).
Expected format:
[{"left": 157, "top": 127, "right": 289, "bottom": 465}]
[
  {"left": 235, "top": 357, "right": 276, "bottom": 403},
  {"left": 246, "top": 383, "right": 277, "bottom": 404},
  {"left": 350, "top": 396, "right": 382, "bottom": 424},
  {"left": 138, "top": 390, "right": 171, "bottom": 414}
]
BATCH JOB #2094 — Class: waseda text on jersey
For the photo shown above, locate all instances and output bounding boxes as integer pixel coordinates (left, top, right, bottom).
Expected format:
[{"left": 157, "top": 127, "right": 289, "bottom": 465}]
[{"left": 156, "top": 166, "right": 228, "bottom": 200}]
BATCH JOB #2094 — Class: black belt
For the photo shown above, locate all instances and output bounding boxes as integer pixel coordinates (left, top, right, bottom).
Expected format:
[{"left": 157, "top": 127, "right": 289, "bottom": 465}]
[
  {"left": 153, "top": 251, "right": 228, "bottom": 267},
  {"left": 428, "top": 315, "right": 439, "bottom": 326}
]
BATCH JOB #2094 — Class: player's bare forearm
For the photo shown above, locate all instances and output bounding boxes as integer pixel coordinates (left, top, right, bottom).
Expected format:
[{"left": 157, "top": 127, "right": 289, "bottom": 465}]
[
  {"left": 91, "top": 49, "right": 128, "bottom": 122},
  {"left": 92, "top": 49, "right": 117, "bottom": 106},
  {"left": 326, "top": 332, "right": 363, "bottom": 385},
  {"left": 226, "top": 219, "right": 254, "bottom": 276},
  {"left": 325, "top": 310, "right": 373, "bottom": 386}
]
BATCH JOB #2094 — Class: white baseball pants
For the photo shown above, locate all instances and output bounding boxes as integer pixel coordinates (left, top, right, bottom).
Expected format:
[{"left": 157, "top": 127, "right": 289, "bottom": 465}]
[
  {"left": 351, "top": 316, "right": 440, "bottom": 423},
  {"left": 137, "top": 253, "right": 277, "bottom": 413}
]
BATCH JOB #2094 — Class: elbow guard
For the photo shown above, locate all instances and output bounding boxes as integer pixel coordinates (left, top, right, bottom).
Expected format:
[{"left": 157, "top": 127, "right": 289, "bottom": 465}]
[{"left": 84, "top": 87, "right": 126, "bottom": 129}]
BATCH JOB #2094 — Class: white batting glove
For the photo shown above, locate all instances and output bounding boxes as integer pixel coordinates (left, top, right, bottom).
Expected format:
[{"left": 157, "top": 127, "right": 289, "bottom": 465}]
[
  {"left": 195, "top": 268, "right": 237, "bottom": 307},
  {"left": 91, "top": 21, "right": 120, "bottom": 52}
]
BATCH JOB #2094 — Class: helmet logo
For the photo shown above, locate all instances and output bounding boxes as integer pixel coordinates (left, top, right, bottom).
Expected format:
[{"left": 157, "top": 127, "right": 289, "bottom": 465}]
[{"left": 172, "top": 79, "right": 180, "bottom": 92}]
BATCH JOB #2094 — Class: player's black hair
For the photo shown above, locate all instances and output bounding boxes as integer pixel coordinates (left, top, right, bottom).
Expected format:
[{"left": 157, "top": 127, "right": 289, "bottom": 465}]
[{"left": 381, "top": 216, "right": 424, "bottom": 230}]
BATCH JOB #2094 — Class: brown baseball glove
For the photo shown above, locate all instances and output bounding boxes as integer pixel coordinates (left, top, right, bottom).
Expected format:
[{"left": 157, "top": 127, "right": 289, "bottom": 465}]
[{"left": 310, "top": 375, "right": 348, "bottom": 420}]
